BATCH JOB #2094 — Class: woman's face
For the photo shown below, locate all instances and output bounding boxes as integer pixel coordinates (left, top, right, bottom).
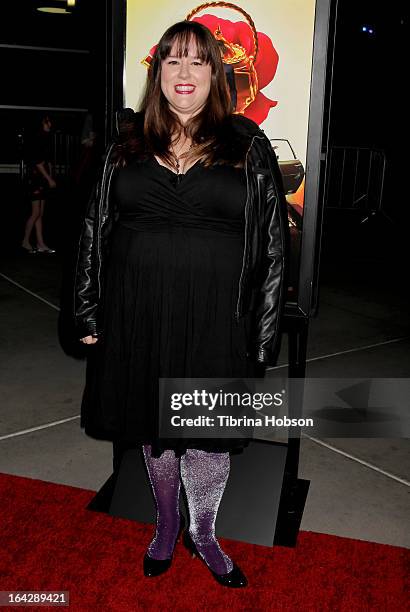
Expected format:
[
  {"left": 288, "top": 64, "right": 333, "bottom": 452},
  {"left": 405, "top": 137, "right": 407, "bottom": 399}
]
[
  {"left": 42, "top": 118, "right": 52, "bottom": 132},
  {"left": 160, "top": 36, "right": 212, "bottom": 124}
]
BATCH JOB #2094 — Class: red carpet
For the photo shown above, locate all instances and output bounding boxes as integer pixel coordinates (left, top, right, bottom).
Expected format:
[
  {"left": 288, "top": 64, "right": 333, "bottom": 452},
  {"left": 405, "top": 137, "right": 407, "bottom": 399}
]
[{"left": 0, "top": 473, "right": 408, "bottom": 611}]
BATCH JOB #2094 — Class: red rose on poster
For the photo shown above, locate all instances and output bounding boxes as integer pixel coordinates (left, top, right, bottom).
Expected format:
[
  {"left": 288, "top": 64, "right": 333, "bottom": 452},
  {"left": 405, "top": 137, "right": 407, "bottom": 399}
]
[
  {"left": 193, "top": 15, "right": 279, "bottom": 124},
  {"left": 142, "top": 15, "right": 279, "bottom": 125}
]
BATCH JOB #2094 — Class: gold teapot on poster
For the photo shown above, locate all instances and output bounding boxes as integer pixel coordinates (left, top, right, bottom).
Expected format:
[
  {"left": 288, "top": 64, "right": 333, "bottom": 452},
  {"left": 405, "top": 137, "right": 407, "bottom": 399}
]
[{"left": 186, "top": 3, "right": 259, "bottom": 113}]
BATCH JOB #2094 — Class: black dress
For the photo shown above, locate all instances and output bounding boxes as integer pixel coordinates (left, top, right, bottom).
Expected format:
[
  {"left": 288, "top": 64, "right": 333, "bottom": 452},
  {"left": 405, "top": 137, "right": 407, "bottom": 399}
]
[
  {"left": 26, "top": 131, "right": 53, "bottom": 200},
  {"left": 81, "top": 154, "right": 265, "bottom": 457}
]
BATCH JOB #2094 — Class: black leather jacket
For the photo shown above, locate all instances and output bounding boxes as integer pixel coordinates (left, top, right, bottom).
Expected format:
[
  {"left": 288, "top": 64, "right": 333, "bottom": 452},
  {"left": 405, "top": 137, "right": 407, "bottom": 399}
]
[{"left": 74, "top": 111, "right": 289, "bottom": 365}]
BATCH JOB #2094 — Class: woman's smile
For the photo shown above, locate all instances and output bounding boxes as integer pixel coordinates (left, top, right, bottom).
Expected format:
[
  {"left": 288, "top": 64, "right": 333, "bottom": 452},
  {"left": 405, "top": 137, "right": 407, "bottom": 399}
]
[{"left": 174, "top": 84, "right": 196, "bottom": 94}]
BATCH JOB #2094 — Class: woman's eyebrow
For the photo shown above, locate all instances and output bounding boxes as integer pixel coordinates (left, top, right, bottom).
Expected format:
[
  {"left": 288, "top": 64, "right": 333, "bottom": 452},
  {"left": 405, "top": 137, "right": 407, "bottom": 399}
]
[{"left": 167, "top": 55, "right": 202, "bottom": 59}]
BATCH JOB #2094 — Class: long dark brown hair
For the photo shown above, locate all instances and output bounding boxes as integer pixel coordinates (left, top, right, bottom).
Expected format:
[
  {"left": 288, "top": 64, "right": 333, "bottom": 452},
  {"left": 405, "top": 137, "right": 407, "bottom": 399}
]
[{"left": 116, "top": 21, "right": 247, "bottom": 168}]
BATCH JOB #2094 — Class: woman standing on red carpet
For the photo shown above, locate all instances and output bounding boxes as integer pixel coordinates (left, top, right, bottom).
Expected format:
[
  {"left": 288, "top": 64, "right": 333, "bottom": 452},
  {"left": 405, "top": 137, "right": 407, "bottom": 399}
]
[{"left": 74, "top": 21, "right": 287, "bottom": 588}]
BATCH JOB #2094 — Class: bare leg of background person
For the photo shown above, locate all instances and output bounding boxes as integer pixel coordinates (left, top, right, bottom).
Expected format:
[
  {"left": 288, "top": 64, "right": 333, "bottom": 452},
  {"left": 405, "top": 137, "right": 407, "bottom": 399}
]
[
  {"left": 142, "top": 444, "right": 182, "bottom": 560},
  {"left": 22, "top": 199, "right": 41, "bottom": 248},
  {"left": 35, "top": 200, "right": 50, "bottom": 250},
  {"left": 180, "top": 449, "right": 234, "bottom": 575}
]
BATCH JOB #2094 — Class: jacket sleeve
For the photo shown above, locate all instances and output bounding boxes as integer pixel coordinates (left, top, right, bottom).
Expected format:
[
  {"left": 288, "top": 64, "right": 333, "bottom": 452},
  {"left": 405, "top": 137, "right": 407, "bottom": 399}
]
[
  {"left": 73, "top": 173, "right": 102, "bottom": 339},
  {"left": 73, "top": 141, "right": 117, "bottom": 339},
  {"left": 252, "top": 136, "right": 289, "bottom": 366}
]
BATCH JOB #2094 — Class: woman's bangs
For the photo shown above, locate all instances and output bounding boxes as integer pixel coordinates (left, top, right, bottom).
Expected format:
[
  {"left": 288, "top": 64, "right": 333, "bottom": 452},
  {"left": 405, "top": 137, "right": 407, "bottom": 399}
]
[{"left": 159, "top": 28, "right": 211, "bottom": 63}]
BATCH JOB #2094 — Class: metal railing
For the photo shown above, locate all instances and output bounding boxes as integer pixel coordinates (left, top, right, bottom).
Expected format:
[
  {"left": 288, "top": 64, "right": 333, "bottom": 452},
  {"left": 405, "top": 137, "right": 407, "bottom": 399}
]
[
  {"left": 52, "top": 131, "right": 81, "bottom": 178},
  {"left": 325, "top": 146, "right": 386, "bottom": 212},
  {"left": 14, "top": 131, "right": 82, "bottom": 182}
]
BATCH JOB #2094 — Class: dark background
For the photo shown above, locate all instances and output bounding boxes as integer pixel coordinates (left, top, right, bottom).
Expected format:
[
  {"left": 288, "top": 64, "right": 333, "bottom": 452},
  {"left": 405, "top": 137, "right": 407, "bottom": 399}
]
[
  {"left": 0, "top": 0, "right": 106, "bottom": 163},
  {"left": 329, "top": 0, "right": 406, "bottom": 225}
]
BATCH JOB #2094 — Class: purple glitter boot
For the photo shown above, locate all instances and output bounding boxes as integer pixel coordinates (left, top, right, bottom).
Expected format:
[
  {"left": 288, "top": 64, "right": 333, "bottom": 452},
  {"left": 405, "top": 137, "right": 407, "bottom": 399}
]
[
  {"left": 142, "top": 444, "right": 183, "bottom": 575},
  {"left": 180, "top": 449, "right": 247, "bottom": 587}
]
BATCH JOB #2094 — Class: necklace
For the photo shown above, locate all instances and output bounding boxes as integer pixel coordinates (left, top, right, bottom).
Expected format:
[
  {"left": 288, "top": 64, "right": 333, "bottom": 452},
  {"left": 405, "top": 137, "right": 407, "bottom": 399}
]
[{"left": 170, "top": 141, "right": 194, "bottom": 176}]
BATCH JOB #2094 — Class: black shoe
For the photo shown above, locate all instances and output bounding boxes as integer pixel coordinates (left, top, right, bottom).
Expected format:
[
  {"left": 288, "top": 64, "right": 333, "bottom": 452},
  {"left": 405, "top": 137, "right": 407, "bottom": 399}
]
[
  {"left": 143, "top": 554, "right": 172, "bottom": 577},
  {"left": 36, "top": 247, "right": 56, "bottom": 254},
  {"left": 143, "top": 514, "right": 186, "bottom": 577},
  {"left": 21, "top": 244, "right": 37, "bottom": 254},
  {"left": 182, "top": 530, "right": 248, "bottom": 588}
]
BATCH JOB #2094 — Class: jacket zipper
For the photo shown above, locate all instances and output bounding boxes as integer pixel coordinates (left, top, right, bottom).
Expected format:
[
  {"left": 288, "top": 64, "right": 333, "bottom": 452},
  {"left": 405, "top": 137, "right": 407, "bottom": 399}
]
[
  {"left": 96, "top": 143, "right": 116, "bottom": 301},
  {"left": 235, "top": 135, "right": 257, "bottom": 322}
]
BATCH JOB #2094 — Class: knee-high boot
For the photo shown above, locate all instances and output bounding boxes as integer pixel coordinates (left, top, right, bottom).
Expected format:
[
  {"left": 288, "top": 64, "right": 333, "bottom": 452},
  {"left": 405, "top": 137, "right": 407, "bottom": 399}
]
[
  {"left": 180, "top": 449, "right": 234, "bottom": 575},
  {"left": 142, "top": 444, "right": 181, "bottom": 561}
]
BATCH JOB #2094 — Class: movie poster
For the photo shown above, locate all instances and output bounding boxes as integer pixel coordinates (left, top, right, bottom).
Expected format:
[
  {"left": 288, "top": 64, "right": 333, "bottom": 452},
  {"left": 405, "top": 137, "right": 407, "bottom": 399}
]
[{"left": 124, "top": 1, "right": 317, "bottom": 300}]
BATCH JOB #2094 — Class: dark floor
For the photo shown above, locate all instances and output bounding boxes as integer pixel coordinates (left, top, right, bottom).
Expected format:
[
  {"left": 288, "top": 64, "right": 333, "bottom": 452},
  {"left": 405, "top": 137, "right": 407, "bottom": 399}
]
[{"left": 0, "top": 207, "right": 409, "bottom": 549}]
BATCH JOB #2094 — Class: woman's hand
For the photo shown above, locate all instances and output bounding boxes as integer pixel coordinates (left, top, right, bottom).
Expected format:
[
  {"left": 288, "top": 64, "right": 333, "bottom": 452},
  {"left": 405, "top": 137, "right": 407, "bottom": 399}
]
[
  {"left": 80, "top": 335, "right": 98, "bottom": 344},
  {"left": 47, "top": 177, "right": 57, "bottom": 189}
]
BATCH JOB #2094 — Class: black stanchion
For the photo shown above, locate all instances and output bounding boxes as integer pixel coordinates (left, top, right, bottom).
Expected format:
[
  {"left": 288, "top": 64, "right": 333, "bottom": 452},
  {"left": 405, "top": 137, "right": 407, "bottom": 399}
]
[{"left": 274, "top": 308, "right": 310, "bottom": 546}]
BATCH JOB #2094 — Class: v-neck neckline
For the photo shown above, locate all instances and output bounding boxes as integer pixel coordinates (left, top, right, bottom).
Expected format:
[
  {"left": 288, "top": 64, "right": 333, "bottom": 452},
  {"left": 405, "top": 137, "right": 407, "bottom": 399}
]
[{"left": 152, "top": 154, "right": 202, "bottom": 181}]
